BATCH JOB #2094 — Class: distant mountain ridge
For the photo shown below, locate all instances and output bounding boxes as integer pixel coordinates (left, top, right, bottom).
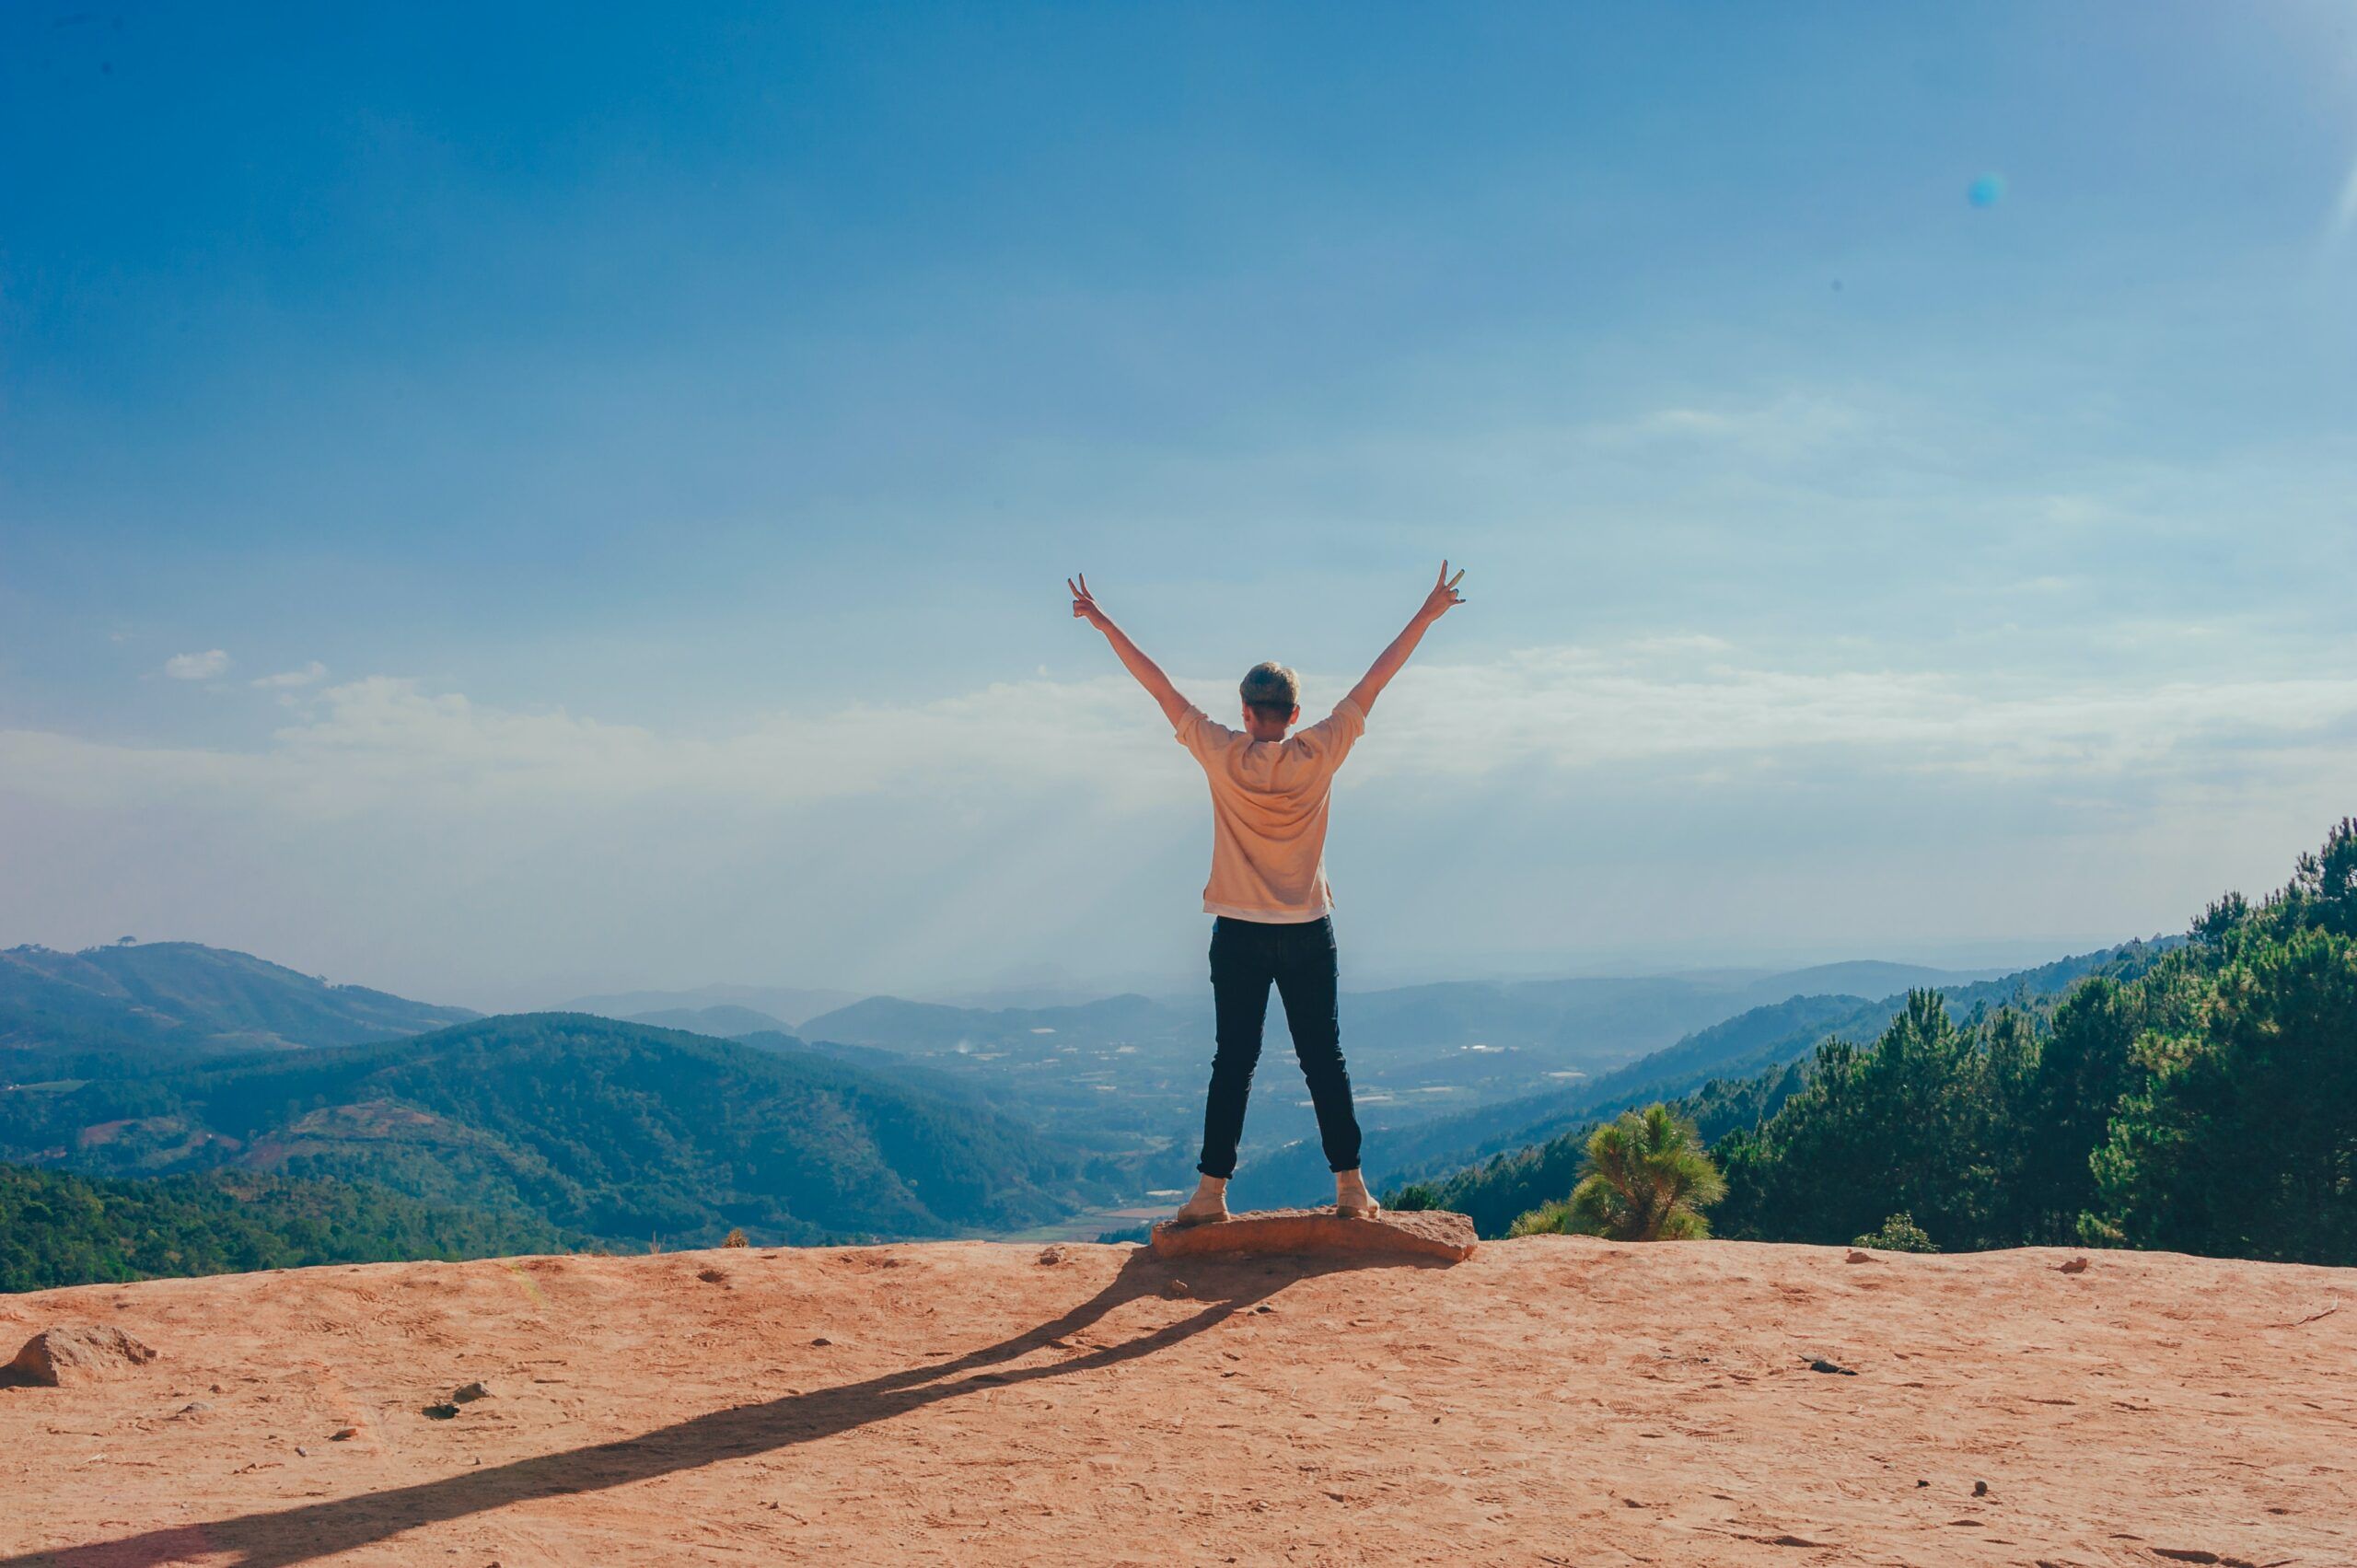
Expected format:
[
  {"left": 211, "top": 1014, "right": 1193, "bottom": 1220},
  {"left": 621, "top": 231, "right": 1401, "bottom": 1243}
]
[
  {"left": 622, "top": 1005, "right": 791, "bottom": 1038},
  {"left": 794, "top": 959, "right": 2036, "bottom": 1193},
  {"left": 0, "top": 939, "right": 2107, "bottom": 1249},
  {"left": 1733, "top": 958, "right": 2008, "bottom": 998},
  {"left": 799, "top": 961, "right": 2005, "bottom": 1069},
  {"left": 1, "top": 942, "right": 475, "bottom": 1076},
  {"left": 560, "top": 984, "right": 856, "bottom": 1030},
  {"left": 801, "top": 993, "right": 1186, "bottom": 1052}
]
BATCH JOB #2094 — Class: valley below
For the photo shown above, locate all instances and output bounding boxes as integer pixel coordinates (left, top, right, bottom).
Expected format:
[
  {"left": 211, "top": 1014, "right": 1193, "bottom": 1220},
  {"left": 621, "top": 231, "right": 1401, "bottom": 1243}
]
[{"left": 2, "top": 937, "right": 2155, "bottom": 1261}]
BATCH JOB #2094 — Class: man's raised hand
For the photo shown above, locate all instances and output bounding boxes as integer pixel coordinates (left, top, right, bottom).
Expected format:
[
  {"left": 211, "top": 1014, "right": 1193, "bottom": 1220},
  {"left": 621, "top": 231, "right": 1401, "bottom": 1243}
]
[
  {"left": 1343, "top": 562, "right": 1465, "bottom": 716},
  {"left": 1069, "top": 573, "right": 1110, "bottom": 631},
  {"left": 1419, "top": 561, "right": 1468, "bottom": 621},
  {"left": 1068, "top": 573, "right": 1190, "bottom": 724}
]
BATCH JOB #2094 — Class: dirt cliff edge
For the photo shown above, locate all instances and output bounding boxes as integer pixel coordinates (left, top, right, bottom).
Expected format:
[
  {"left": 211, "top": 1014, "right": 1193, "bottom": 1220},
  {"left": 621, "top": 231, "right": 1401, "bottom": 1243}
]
[{"left": 1, "top": 1237, "right": 2350, "bottom": 1566}]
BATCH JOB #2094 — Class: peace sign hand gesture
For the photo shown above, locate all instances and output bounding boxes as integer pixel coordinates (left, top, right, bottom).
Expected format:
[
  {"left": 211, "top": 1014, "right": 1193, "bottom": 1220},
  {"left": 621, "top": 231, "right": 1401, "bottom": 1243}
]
[
  {"left": 1418, "top": 561, "right": 1468, "bottom": 622},
  {"left": 1068, "top": 573, "right": 1110, "bottom": 631}
]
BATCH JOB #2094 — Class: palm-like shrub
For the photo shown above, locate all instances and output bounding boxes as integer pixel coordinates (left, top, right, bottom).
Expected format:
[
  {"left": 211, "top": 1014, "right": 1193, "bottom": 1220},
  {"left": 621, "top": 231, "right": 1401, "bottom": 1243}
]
[
  {"left": 1853, "top": 1211, "right": 1935, "bottom": 1252},
  {"left": 1512, "top": 1105, "right": 1725, "bottom": 1241}
]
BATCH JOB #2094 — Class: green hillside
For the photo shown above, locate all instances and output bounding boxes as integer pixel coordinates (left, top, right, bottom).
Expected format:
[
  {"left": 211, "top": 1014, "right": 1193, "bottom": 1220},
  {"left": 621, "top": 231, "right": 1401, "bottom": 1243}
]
[
  {"left": 1712, "top": 822, "right": 2356, "bottom": 1263},
  {"left": 1237, "top": 942, "right": 2162, "bottom": 1202},
  {"left": 1410, "top": 819, "right": 2356, "bottom": 1266},
  {"left": 1385, "top": 945, "right": 2171, "bottom": 1234},
  {"left": 1351, "top": 993, "right": 1875, "bottom": 1194},
  {"left": 0, "top": 1013, "right": 1109, "bottom": 1248},
  {"left": 1, "top": 1160, "right": 571, "bottom": 1294}
]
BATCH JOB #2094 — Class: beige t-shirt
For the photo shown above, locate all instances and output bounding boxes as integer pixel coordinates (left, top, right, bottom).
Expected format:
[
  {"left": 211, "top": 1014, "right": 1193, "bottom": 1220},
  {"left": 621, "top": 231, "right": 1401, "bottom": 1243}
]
[{"left": 1173, "top": 697, "right": 1367, "bottom": 923}]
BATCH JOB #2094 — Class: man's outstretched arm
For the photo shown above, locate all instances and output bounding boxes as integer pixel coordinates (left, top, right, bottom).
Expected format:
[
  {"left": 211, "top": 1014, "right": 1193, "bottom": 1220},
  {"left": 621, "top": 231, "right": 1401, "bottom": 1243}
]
[
  {"left": 1345, "top": 561, "right": 1466, "bottom": 716},
  {"left": 1069, "top": 574, "right": 1192, "bottom": 728}
]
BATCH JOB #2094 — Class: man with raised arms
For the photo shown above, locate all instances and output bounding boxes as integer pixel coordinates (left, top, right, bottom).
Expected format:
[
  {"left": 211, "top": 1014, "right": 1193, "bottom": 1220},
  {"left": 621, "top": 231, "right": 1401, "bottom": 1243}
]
[{"left": 1068, "top": 563, "right": 1468, "bottom": 1226}]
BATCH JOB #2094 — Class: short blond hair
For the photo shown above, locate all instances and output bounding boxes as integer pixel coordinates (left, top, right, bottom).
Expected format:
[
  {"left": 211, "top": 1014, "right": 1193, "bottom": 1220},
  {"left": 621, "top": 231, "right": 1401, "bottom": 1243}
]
[{"left": 1239, "top": 661, "right": 1299, "bottom": 720}]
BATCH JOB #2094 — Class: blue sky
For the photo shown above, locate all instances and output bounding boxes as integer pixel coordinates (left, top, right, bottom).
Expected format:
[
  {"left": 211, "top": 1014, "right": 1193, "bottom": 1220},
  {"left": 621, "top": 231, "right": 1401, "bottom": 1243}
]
[{"left": 4, "top": 3, "right": 2354, "bottom": 1006}]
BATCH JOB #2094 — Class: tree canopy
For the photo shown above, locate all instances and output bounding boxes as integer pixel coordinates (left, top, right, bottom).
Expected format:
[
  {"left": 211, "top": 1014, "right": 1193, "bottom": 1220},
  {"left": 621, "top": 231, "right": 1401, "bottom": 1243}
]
[{"left": 1427, "top": 818, "right": 2357, "bottom": 1268}]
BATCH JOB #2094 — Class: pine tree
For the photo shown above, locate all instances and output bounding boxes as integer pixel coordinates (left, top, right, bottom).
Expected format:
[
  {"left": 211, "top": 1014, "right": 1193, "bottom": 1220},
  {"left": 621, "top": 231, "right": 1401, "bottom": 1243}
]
[{"left": 1511, "top": 1105, "right": 1724, "bottom": 1241}]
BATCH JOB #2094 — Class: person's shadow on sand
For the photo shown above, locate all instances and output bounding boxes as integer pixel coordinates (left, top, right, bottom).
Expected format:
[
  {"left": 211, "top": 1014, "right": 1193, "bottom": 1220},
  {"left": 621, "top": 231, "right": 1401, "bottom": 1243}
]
[{"left": 6, "top": 1248, "right": 1439, "bottom": 1568}]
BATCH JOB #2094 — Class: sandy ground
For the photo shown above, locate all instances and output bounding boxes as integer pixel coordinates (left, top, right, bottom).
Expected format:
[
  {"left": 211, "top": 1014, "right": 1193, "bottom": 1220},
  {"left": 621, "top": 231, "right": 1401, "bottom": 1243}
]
[{"left": 1, "top": 1236, "right": 2351, "bottom": 1566}]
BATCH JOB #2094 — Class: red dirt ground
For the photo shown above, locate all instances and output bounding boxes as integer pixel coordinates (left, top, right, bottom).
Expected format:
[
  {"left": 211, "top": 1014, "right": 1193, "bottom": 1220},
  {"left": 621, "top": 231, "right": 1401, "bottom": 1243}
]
[{"left": 1, "top": 1237, "right": 2351, "bottom": 1565}]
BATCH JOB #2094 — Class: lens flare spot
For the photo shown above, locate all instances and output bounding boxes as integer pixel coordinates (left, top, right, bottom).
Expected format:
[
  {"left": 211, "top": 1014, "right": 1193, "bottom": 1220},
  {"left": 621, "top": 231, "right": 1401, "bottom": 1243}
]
[{"left": 1968, "top": 173, "right": 2007, "bottom": 208}]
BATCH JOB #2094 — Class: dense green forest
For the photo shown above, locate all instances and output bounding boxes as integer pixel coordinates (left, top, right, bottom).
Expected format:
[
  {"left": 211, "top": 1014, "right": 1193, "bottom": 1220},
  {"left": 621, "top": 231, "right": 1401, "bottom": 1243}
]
[
  {"left": 1410, "top": 819, "right": 2356, "bottom": 1266},
  {"left": 0, "top": 1014, "right": 1115, "bottom": 1255},
  {"left": 1, "top": 1161, "right": 570, "bottom": 1293}
]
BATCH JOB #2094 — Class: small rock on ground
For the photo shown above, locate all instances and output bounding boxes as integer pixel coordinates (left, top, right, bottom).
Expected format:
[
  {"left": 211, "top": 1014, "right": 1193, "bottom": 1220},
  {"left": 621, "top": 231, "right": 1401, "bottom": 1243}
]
[{"left": 5, "top": 1325, "right": 158, "bottom": 1388}]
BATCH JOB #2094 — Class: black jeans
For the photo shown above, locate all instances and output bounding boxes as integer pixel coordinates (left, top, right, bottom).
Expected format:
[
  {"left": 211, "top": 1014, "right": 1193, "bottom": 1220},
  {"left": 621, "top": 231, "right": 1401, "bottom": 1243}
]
[{"left": 1197, "top": 914, "right": 1364, "bottom": 1180}]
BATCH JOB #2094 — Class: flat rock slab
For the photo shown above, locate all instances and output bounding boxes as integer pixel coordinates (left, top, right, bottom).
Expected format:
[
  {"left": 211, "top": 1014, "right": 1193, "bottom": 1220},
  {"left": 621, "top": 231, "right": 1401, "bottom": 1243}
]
[
  {"left": 1149, "top": 1207, "right": 1477, "bottom": 1263},
  {"left": 5, "top": 1325, "right": 158, "bottom": 1388}
]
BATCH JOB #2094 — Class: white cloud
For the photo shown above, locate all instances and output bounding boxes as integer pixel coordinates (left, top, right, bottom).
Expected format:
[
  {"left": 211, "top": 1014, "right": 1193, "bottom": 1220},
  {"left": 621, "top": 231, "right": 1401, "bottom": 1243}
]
[
  {"left": 162, "top": 649, "right": 230, "bottom": 680},
  {"left": 8, "top": 641, "right": 2353, "bottom": 1001},
  {"left": 1362, "top": 645, "right": 2357, "bottom": 784},
  {"left": 250, "top": 661, "right": 328, "bottom": 690},
  {"left": 18, "top": 640, "right": 2357, "bottom": 820}
]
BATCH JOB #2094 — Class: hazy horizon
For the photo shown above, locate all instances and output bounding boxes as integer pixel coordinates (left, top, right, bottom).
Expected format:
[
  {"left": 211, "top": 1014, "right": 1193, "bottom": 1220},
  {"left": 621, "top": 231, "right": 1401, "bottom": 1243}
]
[
  {"left": 6, "top": 5, "right": 2352, "bottom": 1008},
  {"left": 522, "top": 933, "right": 2131, "bottom": 1018},
  {"left": 7, "top": 928, "right": 2152, "bottom": 1018}
]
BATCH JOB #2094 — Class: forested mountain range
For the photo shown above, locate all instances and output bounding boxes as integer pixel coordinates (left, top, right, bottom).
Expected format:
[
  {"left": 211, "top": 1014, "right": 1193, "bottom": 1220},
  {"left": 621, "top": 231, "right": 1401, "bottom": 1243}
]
[
  {"left": 0, "top": 1014, "right": 1109, "bottom": 1251},
  {"left": 6, "top": 925, "right": 2237, "bottom": 1288},
  {"left": 0, "top": 935, "right": 2064, "bottom": 1267},
  {"left": 0, "top": 941, "right": 475, "bottom": 1079},
  {"left": 4, "top": 935, "right": 2004, "bottom": 1165}
]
